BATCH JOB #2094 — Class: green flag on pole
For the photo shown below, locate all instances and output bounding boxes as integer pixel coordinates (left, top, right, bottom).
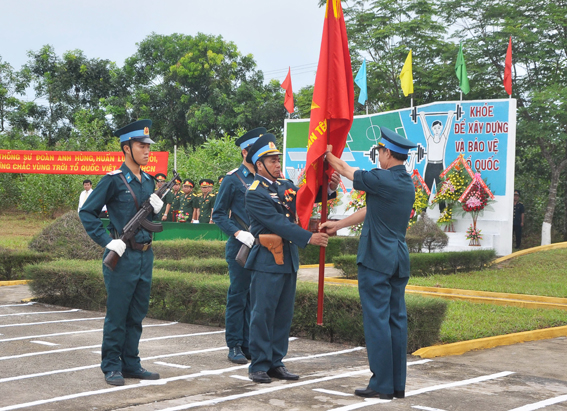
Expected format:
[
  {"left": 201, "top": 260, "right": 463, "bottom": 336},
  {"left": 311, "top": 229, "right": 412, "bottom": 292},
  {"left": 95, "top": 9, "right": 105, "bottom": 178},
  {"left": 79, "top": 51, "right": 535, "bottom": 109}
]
[{"left": 455, "top": 42, "right": 470, "bottom": 94}]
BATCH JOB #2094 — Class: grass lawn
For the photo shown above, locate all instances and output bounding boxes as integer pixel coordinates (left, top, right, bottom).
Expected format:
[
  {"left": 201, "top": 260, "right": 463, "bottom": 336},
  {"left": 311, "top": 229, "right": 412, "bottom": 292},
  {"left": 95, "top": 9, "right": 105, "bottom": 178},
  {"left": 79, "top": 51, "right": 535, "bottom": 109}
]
[
  {"left": 409, "top": 249, "right": 567, "bottom": 298},
  {"left": 0, "top": 211, "right": 53, "bottom": 250},
  {"left": 408, "top": 248, "right": 567, "bottom": 343}
]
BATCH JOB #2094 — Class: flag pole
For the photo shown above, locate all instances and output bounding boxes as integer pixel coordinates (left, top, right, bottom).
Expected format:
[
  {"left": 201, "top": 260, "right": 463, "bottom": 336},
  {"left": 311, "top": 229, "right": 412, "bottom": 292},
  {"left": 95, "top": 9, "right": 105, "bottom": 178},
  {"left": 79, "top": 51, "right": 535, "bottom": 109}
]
[
  {"left": 317, "top": 134, "right": 329, "bottom": 326},
  {"left": 460, "top": 91, "right": 463, "bottom": 101},
  {"left": 366, "top": 101, "right": 368, "bottom": 115}
]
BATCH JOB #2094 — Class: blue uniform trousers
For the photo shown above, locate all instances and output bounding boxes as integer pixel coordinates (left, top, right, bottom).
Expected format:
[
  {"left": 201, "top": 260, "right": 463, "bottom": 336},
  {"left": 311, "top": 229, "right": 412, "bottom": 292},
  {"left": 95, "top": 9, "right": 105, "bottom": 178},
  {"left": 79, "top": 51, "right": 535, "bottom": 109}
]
[
  {"left": 357, "top": 265, "right": 408, "bottom": 394},
  {"left": 225, "top": 237, "right": 251, "bottom": 350},
  {"left": 249, "top": 270, "right": 297, "bottom": 373},
  {"left": 101, "top": 247, "right": 153, "bottom": 373}
]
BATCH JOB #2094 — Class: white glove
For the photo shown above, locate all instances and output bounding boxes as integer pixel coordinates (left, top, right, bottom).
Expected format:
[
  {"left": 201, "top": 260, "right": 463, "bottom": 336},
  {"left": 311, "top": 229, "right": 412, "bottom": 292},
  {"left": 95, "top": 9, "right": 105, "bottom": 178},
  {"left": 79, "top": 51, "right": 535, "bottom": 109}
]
[
  {"left": 149, "top": 193, "right": 164, "bottom": 214},
  {"left": 106, "top": 239, "right": 126, "bottom": 257},
  {"left": 236, "top": 230, "right": 255, "bottom": 248}
]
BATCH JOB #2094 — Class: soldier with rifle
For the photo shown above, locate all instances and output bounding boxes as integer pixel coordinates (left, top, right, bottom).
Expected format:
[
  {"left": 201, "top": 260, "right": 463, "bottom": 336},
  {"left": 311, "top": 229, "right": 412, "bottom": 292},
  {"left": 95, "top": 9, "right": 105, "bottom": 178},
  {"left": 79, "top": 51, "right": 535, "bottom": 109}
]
[{"left": 79, "top": 119, "right": 168, "bottom": 387}]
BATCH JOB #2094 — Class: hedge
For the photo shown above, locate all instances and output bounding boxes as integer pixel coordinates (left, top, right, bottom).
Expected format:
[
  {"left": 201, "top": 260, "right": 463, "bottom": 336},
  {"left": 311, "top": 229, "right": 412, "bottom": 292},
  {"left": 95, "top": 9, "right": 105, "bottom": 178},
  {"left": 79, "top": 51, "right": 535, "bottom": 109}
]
[
  {"left": 154, "top": 258, "right": 228, "bottom": 275},
  {"left": 152, "top": 239, "right": 227, "bottom": 260},
  {"left": 26, "top": 260, "right": 447, "bottom": 352},
  {"left": 298, "top": 236, "right": 360, "bottom": 265},
  {"left": 0, "top": 247, "right": 52, "bottom": 281},
  {"left": 333, "top": 249, "right": 497, "bottom": 279}
]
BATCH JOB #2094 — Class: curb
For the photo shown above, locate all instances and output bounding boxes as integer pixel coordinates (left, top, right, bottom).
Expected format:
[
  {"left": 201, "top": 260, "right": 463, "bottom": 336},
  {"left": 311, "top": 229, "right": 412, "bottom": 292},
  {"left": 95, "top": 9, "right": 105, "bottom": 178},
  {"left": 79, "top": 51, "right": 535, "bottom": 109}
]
[
  {"left": 492, "top": 241, "right": 567, "bottom": 265},
  {"left": 0, "top": 280, "right": 30, "bottom": 287},
  {"left": 299, "top": 263, "right": 335, "bottom": 269},
  {"left": 412, "top": 325, "right": 567, "bottom": 358}
]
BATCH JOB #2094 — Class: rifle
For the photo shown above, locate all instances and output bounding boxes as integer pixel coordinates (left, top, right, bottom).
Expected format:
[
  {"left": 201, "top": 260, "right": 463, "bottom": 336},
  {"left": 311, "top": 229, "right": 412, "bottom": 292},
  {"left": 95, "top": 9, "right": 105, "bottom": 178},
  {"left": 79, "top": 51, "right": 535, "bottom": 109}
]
[{"left": 103, "top": 171, "right": 181, "bottom": 271}]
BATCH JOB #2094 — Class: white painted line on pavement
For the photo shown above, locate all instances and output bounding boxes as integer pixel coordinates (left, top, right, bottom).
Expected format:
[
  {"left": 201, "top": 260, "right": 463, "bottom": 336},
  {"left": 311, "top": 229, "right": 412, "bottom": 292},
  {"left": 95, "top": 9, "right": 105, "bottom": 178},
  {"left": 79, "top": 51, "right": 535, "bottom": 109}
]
[
  {"left": 230, "top": 375, "right": 250, "bottom": 381},
  {"left": 507, "top": 394, "right": 567, "bottom": 411},
  {"left": 286, "top": 347, "right": 367, "bottom": 362},
  {"left": 135, "top": 330, "right": 225, "bottom": 343},
  {"left": 0, "top": 302, "right": 35, "bottom": 308},
  {"left": 313, "top": 388, "right": 353, "bottom": 396},
  {"left": 0, "top": 321, "right": 178, "bottom": 343},
  {"left": 0, "top": 329, "right": 224, "bottom": 362},
  {"left": 0, "top": 309, "right": 80, "bottom": 317},
  {"left": 329, "top": 371, "right": 516, "bottom": 411},
  {"left": 92, "top": 351, "right": 101, "bottom": 354},
  {"left": 412, "top": 406, "right": 447, "bottom": 411},
  {"left": 30, "top": 341, "right": 59, "bottom": 346},
  {"left": 0, "top": 346, "right": 227, "bottom": 384},
  {"left": 0, "top": 317, "right": 105, "bottom": 328},
  {"left": 153, "top": 361, "right": 192, "bottom": 369},
  {"left": 0, "top": 347, "right": 382, "bottom": 410}
]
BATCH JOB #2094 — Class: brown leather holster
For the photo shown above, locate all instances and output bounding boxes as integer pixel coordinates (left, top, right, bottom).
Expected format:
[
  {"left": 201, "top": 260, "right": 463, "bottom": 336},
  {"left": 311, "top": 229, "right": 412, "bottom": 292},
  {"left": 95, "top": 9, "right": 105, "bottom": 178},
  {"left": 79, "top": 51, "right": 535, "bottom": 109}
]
[{"left": 258, "top": 234, "right": 284, "bottom": 265}]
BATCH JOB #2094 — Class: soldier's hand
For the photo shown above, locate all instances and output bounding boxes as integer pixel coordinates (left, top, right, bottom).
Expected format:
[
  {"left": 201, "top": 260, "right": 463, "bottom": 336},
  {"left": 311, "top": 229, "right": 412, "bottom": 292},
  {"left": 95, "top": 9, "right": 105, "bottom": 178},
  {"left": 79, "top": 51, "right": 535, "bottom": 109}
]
[
  {"left": 161, "top": 214, "right": 168, "bottom": 221},
  {"left": 329, "top": 171, "right": 341, "bottom": 191},
  {"left": 106, "top": 239, "right": 126, "bottom": 257},
  {"left": 236, "top": 230, "right": 255, "bottom": 248},
  {"left": 310, "top": 233, "right": 329, "bottom": 247},
  {"left": 319, "top": 220, "right": 339, "bottom": 236},
  {"left": 149, "top": 193, "right": 164, "bottom": 214}
]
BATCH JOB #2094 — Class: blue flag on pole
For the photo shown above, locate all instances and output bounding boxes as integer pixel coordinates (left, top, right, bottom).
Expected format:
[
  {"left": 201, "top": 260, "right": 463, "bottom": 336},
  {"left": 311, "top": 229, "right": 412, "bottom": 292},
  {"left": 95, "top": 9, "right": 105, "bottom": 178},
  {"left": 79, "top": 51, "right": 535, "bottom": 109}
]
[{"left": 354, "top": 59, "right": 367, "bottom": 105}]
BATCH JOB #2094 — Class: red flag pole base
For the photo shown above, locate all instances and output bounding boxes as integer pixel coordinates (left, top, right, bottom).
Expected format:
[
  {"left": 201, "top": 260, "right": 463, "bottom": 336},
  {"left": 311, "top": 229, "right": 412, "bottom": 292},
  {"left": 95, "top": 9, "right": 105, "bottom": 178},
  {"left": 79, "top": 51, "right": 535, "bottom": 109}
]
[{"left": 317, "top": 162, "right": 329, "bottom": 326}]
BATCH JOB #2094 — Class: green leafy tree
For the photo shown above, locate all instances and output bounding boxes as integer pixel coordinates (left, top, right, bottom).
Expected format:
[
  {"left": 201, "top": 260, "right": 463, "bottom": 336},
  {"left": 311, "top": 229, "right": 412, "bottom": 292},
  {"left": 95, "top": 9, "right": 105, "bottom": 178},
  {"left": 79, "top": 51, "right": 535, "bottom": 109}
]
[
  {"left": 111, "top": 33, "right": 286, "bottom": 149},
  {"left": 0, "top": 57, "right": 28, "bottom": 132},
  {"left": 342, "top": 0, "right": 456, "bottom": 112}
]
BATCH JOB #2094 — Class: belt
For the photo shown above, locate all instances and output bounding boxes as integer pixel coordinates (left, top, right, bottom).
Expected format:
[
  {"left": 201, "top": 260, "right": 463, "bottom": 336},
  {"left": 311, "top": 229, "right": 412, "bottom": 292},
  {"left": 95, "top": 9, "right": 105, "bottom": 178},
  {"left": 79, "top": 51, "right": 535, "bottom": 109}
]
[{"left": 128, "top": 241, "right": 152, "bottom": 252}]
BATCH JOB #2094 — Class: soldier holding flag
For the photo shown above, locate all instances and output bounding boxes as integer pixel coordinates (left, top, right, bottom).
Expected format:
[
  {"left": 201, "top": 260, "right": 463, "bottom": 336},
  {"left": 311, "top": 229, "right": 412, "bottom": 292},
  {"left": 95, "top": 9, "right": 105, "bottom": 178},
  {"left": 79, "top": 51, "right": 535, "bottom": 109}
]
[{"left": 320, "top": 127, "right": 416, "bottom": 400}]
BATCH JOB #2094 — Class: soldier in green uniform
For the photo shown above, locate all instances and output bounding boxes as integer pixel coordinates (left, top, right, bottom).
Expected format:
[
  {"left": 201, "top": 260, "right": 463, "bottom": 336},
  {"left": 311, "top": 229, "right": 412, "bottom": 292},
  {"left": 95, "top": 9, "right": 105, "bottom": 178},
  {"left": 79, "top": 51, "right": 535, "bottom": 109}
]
[
  {"left": 79, "top": 119, "right": 162, "bottom": 386},
  {"left": 161, "top": 176, "right": 182, "bottom": 222},
  {"left": 196, "top": 179, "right": 216, "bottom": 224},
  {"left": 175, "top": 179, "right": 198, "bottom": 222},
  {"left": 154, "top": 173, "right": 168, "bottom": 221},
  {"left": 321, "top": 127, "right": 416, "bottom": 400}
]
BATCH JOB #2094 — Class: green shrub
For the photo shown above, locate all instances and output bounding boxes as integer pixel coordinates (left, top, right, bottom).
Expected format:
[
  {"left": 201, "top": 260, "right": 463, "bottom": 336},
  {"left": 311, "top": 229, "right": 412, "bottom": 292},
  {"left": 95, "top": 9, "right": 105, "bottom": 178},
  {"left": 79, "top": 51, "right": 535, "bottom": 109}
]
[
  {"left": 154, "top": 258, "right": 228, "bottom": 275},
  {"left": 25, "top": 259, "right": 447, "bottom": 351},
  {"left": 152, "top": 239, "right": 226, "bottom": 260},
  {"left": 333, "top": 249, "right": 497, "bottom": 278},
  {"left": 406, "top": 213, "right": 449, "bottom": 253},
  {"left": 0, "top": 247, "right": 52, "bottom": 281},
  {"left": 332, "top": 255, "right": 358, "bottom": 279},
  {"left": 299, "top": 236, "right": 360, "bottom": 265},
  {"left": 29, "top": 211, "right": 103, "bottom": 260}
]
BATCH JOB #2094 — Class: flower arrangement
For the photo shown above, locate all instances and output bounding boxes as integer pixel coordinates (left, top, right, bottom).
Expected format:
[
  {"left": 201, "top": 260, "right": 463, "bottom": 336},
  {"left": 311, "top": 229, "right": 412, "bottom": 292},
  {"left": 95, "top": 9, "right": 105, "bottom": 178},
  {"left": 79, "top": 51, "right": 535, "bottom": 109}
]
[
  {"left": 176, "top": 212, "right": 192, "bottom": 223},
  {"left": 311, "top": 193, "right": 343, "bottom": 219},
  {"left": 465, "top": 224, "right": 483, "bottom": 246},
  {"left": 345, "top": 190, "right": 366, "bottom": 235},
  {"left": 431, "top": 165, "right": 471, "bottom": 227},
  {"left": 408, "top": 186, "right": 429, "bottom": 228}
]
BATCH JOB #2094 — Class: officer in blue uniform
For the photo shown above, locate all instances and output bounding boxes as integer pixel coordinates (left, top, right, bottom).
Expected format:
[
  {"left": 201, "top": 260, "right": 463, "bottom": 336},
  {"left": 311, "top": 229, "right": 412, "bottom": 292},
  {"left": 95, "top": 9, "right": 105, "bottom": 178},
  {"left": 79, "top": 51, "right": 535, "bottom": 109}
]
[
  {"left": 321, "top": 127, "right": 416, "bottom": 400},
  {"left": 79, "top": 120, "right": 163, "bottom": 386},
  {"left": 212, "top": 127, "right": 264, "bottom": 364},
  {"left": 244, "top": 134, "right": 334, "bottom": 384}
]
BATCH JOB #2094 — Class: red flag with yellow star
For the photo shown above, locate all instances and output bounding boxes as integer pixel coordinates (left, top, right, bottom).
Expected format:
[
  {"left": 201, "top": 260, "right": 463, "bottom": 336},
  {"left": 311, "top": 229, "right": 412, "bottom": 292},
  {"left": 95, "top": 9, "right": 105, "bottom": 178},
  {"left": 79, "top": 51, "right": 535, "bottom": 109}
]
[{"left": 296, "top": 0, "right": 354, "bottom": 229}]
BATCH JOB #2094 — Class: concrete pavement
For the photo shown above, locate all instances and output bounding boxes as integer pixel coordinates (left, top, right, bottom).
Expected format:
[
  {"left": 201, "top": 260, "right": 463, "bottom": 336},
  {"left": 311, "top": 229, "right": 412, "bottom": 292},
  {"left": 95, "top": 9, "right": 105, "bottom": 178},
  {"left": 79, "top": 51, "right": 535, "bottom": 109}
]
[{"left": 0, "top": 283, "right": 566, "bottom": 410}]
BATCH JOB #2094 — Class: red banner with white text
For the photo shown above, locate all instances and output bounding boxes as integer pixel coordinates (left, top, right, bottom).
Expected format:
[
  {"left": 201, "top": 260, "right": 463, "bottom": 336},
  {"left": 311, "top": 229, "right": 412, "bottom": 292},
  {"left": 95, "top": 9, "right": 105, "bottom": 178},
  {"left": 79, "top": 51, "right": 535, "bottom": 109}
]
[{"left": 0, "top": 150, "right": 169, "bottom": 176}]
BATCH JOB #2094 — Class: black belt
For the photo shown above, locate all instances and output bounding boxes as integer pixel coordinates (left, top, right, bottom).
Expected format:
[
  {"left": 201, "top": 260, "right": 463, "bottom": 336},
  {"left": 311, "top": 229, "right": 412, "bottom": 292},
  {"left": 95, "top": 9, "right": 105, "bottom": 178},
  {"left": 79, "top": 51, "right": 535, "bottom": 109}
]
[{"left": 127, "top": 239, "right": 152, "bottom": 252}]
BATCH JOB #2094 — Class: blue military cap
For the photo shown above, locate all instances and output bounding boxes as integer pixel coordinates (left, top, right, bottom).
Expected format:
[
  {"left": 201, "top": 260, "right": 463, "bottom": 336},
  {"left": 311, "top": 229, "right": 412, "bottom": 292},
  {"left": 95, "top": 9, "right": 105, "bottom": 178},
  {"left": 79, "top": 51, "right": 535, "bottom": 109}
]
[
  {"left": 235, "top": 127, "right": 266, "bottom": 150},
  {"left": 379, "top": 127, "right": 417, "bottom": 154},
  {"left": 114, "top": 119, "right": 155, "bottom": 144},
  {"left": 246, "top": 134, "right": 282, "bottom": 165}
]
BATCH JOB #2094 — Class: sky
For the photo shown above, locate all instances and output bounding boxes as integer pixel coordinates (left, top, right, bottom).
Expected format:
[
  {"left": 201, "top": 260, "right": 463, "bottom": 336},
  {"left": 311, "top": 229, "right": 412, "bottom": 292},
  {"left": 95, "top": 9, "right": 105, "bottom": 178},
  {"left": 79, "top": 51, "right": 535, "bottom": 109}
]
[{"left": 0, "top": 0, "right": 327, "bottom": 97}]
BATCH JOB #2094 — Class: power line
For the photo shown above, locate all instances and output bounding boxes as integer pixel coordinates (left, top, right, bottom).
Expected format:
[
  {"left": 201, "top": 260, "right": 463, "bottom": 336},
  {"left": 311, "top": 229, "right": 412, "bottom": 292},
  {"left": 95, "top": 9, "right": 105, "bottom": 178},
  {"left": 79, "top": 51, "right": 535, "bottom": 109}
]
[{"left": 262, "top": 62, "right": 318, "bottom": 75}]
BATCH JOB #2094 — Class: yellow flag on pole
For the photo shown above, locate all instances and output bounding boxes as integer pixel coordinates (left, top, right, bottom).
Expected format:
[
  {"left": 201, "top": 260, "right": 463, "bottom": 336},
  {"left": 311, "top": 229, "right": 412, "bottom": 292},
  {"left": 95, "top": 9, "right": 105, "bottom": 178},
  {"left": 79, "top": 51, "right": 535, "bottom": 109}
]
[{"left": 399, "top": 49, "right": 414, "bottom": 96}]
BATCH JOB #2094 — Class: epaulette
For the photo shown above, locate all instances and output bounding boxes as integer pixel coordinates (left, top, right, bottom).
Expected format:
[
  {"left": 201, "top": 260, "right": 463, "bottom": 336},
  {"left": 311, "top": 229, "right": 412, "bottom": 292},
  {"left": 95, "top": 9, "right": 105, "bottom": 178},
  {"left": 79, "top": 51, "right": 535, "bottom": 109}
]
[
  {"left": 226, "top": 168, "right": 238, "bottom": 175},
  {"left": 196, "top": 193, "right": 203, "bottom": 197},
  {"left": 249, "top": 180, "right": 259, "bottom": 191},
  {"left": 107, "top": 169, "right": 122, "bottom": 175}
]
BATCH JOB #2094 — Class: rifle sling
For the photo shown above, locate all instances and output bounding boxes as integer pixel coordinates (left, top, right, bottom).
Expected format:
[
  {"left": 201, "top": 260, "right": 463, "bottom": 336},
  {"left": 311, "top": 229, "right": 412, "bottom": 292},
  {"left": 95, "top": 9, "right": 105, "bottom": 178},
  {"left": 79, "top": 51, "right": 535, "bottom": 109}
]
[{"left": 118, "top": 173, "right": 140, "bottom": 211}]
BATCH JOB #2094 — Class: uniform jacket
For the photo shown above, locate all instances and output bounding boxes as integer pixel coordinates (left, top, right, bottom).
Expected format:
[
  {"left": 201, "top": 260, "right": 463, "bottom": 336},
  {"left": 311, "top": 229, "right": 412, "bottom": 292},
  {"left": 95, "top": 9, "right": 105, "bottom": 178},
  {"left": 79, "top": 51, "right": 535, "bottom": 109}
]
[
  {"left": 244, "top": 175, "right": 312, "bottom": 274},
  {"left": 79, "top": 163, "right": 155, "bottom": 247},
  {"left": 212, "top": 164, "right": 254, "bottom": 236},
  {"left": 353, "top": 165, "right": 415, "bottom": 277}
]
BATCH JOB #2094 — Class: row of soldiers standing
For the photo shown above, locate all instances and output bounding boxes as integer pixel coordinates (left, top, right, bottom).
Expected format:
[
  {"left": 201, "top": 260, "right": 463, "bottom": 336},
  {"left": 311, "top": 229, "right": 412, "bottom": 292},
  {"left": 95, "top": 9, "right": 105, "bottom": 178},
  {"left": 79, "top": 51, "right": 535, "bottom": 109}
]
[{"left": 154, "top": 175, "right": 221, "bottom": 224}]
